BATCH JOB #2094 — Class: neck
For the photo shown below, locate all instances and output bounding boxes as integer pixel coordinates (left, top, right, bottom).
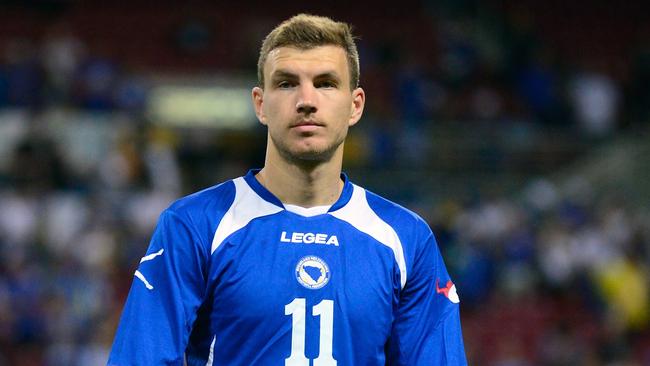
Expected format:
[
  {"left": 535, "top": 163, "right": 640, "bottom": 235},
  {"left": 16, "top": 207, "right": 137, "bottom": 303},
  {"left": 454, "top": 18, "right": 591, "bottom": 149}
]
[{"left": 256, "top": 146, "right": 344, "bottom": 208}]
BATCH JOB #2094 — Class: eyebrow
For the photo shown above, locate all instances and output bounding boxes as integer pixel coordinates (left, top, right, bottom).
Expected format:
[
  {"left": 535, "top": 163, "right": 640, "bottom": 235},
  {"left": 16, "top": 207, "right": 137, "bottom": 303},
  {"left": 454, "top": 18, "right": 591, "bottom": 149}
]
[
  {"left": 270, "top": 70, "right": 298, "bottom": 81},
  {"left": 314, "top": 72, "right": 342, "bottom": 84},
  {"left": 270, "top": 70, "right": 342, "bottom": 84}
]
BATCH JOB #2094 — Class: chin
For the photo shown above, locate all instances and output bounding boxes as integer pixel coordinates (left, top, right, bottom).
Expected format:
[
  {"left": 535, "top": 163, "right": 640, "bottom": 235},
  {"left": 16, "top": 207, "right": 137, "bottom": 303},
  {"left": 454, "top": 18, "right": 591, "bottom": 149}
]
[
  {"left": 290, "top": 148, "right": 334, "bottom": 162},
  {"left": 280, "top": 144, "right": 339, "bottom": 163},
  {"left": 271, "top": 135, "right": 344, "bottom": 164}
]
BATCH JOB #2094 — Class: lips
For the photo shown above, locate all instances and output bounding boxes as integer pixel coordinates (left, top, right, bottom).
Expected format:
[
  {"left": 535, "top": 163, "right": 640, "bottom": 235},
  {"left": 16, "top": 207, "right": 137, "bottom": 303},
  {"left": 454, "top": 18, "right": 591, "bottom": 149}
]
[
  {"left": 291, "top": 120, "right": 324, "bottom": 128},
  {"left": 290, "top": 120, "right": 325, "bottom": 133}
]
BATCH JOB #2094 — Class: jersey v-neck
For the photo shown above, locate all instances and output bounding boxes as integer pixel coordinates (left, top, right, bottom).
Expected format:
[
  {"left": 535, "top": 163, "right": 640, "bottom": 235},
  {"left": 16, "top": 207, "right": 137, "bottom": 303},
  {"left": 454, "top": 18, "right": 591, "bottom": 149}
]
[
  {"left": 283, "top": 203, "right": 331, "bottom": 216},
  {"left": 242, "top": 169, "right": 353, "bottom": 215}
]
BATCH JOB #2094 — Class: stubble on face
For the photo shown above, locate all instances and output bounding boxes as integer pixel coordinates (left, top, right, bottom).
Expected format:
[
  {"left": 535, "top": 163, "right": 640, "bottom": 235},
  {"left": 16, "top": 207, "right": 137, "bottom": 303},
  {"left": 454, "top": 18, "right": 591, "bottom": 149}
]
[{"left": 268, "top": 121, "right": 347, "bottom": 165}]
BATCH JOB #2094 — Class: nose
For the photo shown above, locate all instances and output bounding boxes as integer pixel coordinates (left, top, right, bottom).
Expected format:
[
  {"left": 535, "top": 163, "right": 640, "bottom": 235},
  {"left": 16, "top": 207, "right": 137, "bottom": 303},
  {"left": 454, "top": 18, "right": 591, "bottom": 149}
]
[{"left": 296, "top": 84, "right": 317, "bottom": 115}]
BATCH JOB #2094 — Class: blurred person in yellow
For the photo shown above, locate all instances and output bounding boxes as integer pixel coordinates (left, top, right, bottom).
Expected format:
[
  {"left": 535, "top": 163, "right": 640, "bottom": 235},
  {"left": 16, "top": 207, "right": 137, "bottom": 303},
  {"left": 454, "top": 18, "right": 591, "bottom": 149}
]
[{"left": 595, "top": 254, "right": 649, "bottom": 331}]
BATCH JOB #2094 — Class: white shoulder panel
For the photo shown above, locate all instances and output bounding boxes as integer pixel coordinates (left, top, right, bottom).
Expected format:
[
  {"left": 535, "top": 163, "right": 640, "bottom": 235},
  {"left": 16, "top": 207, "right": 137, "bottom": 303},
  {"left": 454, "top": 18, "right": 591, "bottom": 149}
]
[
  {"left": 329, "top": 185, "right": 407, "bottom": 289},
  {"left": 211, "top": 177, "right": 283, "bottom": 254}
]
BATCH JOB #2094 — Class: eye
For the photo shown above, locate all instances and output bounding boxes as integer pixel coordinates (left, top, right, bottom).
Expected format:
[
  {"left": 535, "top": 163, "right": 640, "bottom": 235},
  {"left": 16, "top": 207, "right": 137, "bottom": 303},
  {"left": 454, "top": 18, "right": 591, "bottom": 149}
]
[
  {"left": 277, "top": 80, "right": 295, "bottom": 89},
  {"left": 316, "top": 80, "right": 337, "bottom": 89}
]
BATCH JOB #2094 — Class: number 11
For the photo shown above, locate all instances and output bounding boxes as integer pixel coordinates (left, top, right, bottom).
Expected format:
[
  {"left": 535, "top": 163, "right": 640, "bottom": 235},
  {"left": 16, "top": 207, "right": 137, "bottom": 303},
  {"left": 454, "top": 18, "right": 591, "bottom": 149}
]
[{"left": 285, "top": 298, "right": 336, "bottom": 366}]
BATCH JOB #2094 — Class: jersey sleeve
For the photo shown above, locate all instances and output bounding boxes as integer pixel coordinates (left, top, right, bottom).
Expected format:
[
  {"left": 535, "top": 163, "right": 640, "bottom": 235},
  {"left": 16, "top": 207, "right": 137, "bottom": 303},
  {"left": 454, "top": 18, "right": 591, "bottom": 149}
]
[
  {"left": 386, "top": 232, "right": 467, "bottom": 365},
  {"left": 108, "top": 209, "right": 209, "bottom": 365}
]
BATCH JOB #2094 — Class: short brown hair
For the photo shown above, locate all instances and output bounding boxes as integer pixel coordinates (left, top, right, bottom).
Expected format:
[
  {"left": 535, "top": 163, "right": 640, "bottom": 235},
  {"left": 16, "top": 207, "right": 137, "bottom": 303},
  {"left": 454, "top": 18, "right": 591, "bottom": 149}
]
[{"left": 257, "top": 14, "right": 360, "bottom": 90}]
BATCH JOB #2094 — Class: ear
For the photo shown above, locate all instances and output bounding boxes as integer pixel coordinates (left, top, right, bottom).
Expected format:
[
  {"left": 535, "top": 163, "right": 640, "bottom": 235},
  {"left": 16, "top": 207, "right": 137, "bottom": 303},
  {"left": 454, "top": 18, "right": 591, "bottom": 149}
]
[
  {"left": 252, "top": 87, "right": 267, "bottom": 125},
  {"left": 348, "top": 87, "right": 365, "bottom": 127}
]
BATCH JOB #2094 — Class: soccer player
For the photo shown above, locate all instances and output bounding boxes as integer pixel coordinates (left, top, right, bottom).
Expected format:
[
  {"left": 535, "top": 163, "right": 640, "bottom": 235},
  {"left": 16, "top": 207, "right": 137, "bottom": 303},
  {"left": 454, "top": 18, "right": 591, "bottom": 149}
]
[{"left": 108, "top": 14, "right": 467, "bottom": 365}]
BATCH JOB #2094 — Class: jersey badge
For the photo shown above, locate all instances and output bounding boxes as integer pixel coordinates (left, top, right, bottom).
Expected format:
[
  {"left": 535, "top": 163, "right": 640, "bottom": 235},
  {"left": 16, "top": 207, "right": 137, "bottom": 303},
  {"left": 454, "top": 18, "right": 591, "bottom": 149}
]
[
  {"left": 295, "top": 256, "right": 331, "bottom": 290},
  {"left": 436, "top": 279, "right": 460, "bottom": 303}
]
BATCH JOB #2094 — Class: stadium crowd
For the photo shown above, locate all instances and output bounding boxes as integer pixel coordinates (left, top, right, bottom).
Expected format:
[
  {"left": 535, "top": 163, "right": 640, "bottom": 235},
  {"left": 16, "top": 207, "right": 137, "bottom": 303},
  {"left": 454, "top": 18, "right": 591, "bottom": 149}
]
[{"left": 0, "top": 2, "right": 649, "bottom": 365}]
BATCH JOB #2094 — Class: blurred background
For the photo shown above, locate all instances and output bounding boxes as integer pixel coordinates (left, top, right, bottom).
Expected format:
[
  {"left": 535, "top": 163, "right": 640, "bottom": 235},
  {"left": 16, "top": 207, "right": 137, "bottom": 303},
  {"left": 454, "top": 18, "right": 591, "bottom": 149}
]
[{"left": 0, "top": 1, "right": 649, "bottom": 365}]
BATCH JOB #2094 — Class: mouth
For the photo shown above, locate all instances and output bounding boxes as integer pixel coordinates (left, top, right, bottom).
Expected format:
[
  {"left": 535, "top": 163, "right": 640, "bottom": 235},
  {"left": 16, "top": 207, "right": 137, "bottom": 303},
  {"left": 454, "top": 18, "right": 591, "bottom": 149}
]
[
  {"left": 291, "top": 120, "right": 324, "bottom": 128},
  {"left": 290, "top": 120, "right": 325, "bottom": 133}
]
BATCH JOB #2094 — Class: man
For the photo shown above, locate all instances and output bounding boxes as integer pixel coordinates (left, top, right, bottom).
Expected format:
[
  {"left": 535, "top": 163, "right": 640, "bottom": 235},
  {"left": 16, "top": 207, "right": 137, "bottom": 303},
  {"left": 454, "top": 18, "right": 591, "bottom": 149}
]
[{"left": 108, "top": 14, "right": 467, "bottom": 365}]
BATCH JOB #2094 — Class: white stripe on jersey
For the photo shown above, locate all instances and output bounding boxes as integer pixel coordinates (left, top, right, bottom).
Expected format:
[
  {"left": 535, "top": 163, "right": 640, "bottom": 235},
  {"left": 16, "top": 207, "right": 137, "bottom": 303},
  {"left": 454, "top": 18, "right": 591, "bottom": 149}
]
[
  {"left": 140, "top": 248, "right": 164, "bottom": 263},
  {"left": 134, "top": 270, "right": 154, "bottom": 290},
  {"left": 205, "top": 335, "right": 216, "bottom": 366},
  {"left": 329, "top": 185, "right": 407, "bottom": 289},
  {"left": 211, "top": 177, "right": 283, "bottom": 254}
]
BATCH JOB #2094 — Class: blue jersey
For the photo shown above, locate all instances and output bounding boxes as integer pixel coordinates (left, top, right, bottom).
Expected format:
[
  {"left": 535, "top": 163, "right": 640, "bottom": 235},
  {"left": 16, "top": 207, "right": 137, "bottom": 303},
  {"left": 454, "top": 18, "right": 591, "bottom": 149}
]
[{"left": 108, "top": 170, "right": 467, "bottom": 365}]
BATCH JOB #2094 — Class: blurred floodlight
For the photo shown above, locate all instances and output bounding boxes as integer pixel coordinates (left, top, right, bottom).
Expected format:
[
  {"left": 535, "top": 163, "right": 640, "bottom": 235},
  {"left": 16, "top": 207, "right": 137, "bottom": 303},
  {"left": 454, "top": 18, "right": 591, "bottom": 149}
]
[{"left": 147, "top": 85, "right": 255, "bottom": 128}]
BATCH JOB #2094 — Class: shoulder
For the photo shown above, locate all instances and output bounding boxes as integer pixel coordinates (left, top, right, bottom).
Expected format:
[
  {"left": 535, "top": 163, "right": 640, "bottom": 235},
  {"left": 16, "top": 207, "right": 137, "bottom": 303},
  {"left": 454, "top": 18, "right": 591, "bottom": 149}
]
[
  {"left": 155, "top": 178, "right": 238, "bottom": 249},
  {"left": 336, "top": 182, "right": 435, "bottom": 255},
  {"left": 360, "top": 186, "right": 433, "bottom": 239},
  {"left": 339, "top": 183, "right": 437, "bottom": 290},
  {"left": 167, "top": 179, "right": 237, "bottom": 219}
]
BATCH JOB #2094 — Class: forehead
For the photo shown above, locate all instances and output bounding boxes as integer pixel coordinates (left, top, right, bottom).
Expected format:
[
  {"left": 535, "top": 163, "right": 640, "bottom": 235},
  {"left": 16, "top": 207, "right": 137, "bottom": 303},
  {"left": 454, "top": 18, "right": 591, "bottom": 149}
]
[{"left": 264, "top": 45, "right": 349, "bottom": 79}]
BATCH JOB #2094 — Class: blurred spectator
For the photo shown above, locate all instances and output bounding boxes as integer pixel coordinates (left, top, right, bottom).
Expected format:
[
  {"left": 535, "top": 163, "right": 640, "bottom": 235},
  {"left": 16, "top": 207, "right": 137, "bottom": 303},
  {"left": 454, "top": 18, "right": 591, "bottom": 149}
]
[
  {"left": 41, "top": 22, "right": 85, "bottom": 104},
  {"left": 2, "top": 39, "right": 44, "bottom": 108},
  {"left": 568, "top": 67, "right": 622, "bottom": 137},
  {"left": 594, "top": 253, "right": 649, "bottom": 331},
  {"left": 394, "top": 60, "right": 436, "bottom": 164},
  {"left": 113, "top": 72, "right": 148, "bottom": 113},
  {"left": 7, "top": 129, "right": 70, "bottom": 193},
  {"left": 437, "top": 18, "right": 479, "bottom": 87},
  {"left": 74, "top": 54, "right": 118, "bottom": 110},
  {"left": 515, "top": 47, "right": 566, "bottom": 125}
]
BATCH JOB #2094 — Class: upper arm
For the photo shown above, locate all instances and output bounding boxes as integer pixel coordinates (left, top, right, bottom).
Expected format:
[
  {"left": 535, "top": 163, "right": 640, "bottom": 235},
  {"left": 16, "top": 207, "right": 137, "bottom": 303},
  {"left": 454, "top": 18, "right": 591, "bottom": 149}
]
[
  {"left": 108, "top": 209, "right": 209, "bottom": 365},
  {"left": 386, "top": 232, "right": 467, "bottom": 365}
]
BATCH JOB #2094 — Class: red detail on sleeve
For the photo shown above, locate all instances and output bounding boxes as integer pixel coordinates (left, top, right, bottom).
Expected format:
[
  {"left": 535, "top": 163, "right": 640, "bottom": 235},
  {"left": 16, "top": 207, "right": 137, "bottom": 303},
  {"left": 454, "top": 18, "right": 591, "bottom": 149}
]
[{"left": 435, "top": 279, "right": 454, "bottom": 298}]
